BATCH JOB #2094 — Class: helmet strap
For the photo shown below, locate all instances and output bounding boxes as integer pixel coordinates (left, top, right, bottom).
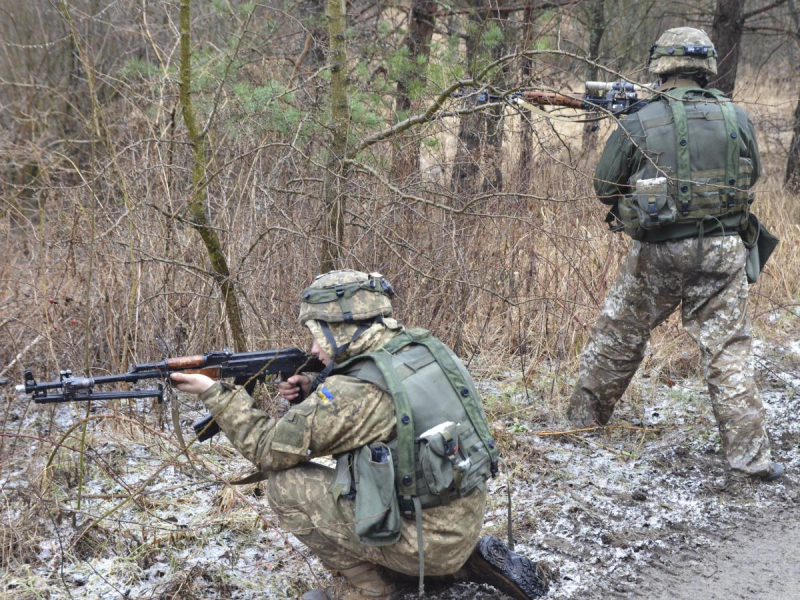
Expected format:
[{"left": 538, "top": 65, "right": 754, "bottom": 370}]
[{"left": 311, "top": 317, "right": 384, "bottom": 391}]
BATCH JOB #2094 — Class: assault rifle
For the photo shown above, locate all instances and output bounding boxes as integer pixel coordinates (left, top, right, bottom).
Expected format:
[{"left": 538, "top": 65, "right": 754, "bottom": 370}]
[
  {"left": 16, "top": 348, "right": 325, "bottom": 442},
  {"left": 459, "top": 80, "right": 656, "bottom": 117}
]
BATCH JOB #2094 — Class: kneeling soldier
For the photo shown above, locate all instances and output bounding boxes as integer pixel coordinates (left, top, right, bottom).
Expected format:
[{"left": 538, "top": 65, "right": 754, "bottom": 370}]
[{"left": 173, "top": 270, "right": 550, "bottom": 599}]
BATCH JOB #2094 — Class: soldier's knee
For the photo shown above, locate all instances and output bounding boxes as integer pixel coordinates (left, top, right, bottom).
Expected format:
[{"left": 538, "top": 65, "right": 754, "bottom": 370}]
[{"left": 265, "top": 469, "right": 296, "bottom": 507}]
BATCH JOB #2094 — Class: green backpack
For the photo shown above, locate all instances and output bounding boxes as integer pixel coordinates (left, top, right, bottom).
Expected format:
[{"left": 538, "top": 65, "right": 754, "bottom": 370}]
[
  {"left": 617, "top": 87, "right": 753, "bottom": 242},
  {"left": 329, "top": 327, "right": 499, "bottom": 591}
]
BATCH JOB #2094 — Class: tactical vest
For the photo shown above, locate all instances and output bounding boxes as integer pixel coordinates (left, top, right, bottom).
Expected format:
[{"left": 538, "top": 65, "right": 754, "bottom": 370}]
[
  {"left": 617, "top": 87, "right": 754, "bottom": 242},
  {"left": 330, "top": 327, "right": 499, "bottom": 548}
]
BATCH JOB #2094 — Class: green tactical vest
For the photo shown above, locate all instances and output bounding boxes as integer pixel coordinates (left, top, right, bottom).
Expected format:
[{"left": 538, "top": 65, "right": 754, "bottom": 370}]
[
  {"left": 330, "top": 327, "right": 499, "bottom": 543},
  {"left": 617, "top": 87, "right": 754, "bottom": 242}
]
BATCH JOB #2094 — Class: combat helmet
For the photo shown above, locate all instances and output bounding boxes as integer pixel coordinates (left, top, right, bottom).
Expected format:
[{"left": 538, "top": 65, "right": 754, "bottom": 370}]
[
  {"left": 648, "top": 27, "right": 718, "bottom": 78},
  {"left": 298, "top": 269, "right": 394, "bottom": 326}
]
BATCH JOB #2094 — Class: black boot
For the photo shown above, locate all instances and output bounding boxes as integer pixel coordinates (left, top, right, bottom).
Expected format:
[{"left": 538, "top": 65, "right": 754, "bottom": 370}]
[{"left": 467, "top": 536, "right": 551, "bottom": 599}]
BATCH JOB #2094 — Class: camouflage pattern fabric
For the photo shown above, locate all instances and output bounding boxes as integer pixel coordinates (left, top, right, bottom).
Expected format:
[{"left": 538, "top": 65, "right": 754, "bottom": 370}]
[
  {"left": 649, "top": 27, "right": 717, "bottom": 77},
  {"left": 298, "top": 269, "right": 393, "bottom": 325},
  {"left": 266, "top": 461, "right": 485, "bottom": 575},
  {"left": 198, "top": 322, "right": 486, "bottom": 575},
  {"left": 567, "top": 236, "right": 774, "bottom": 477}
]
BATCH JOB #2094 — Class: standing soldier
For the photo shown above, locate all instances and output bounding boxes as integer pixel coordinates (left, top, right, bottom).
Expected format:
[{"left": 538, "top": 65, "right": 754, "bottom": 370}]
[
  {"left": 172, "top": 270, "right": 550, "bottom": 599},
  {"left": 567, "top": 27, "right": 783, "bottom": 482}
]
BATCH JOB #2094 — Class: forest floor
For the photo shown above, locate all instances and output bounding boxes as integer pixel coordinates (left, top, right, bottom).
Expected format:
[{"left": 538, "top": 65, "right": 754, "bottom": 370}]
[
  {"left": 410, "top": 333, "right": 800, "bottom": 600},
  {"left": 3, "top": 327, "right": 800, "bottom": 600}
]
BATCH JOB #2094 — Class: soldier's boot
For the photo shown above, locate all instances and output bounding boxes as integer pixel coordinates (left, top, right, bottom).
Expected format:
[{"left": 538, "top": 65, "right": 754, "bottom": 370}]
[
  {"left": 467, "top": 535, "right": 551, "bottom": 599},
  {"left": 727, "top": 461, "right": 785, "bottom": 485},
  {"left": 338, "top": 563, "right": 394, "bottom": 599},
  {"left": 301, "top": 563, "right": 394, "bottom": 600}
]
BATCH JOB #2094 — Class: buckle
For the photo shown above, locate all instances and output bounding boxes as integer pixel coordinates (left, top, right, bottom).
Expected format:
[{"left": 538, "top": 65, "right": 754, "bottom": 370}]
[{"left": 399, "top": 496, "right": 414, "bottom": 515}]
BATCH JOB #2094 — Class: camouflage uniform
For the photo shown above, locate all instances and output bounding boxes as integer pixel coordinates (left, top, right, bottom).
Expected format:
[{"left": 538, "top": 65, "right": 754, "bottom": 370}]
[
  {"left": 568, "top": 28, "right": 775, "bottom": 478},
  {"left": 198, "top": 318, "right": 486, "bottom": 575},
  {"left": 568, "top": 237, "right": 772, "bottom": 474}
]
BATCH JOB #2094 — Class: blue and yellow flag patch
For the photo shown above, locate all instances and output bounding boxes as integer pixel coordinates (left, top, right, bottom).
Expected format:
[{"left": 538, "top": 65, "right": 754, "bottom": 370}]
[{"left": 316, "top": 386, "right": 335, "bottom": 405}]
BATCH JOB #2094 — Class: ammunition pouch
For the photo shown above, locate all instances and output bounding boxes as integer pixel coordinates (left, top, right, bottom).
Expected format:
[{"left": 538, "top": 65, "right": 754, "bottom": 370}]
[
  {"left": 741, "top": 214, "right": 779, "bottom": 284},
  {"left": 352, "top": 443, "right": 401, "bottom": 547}
]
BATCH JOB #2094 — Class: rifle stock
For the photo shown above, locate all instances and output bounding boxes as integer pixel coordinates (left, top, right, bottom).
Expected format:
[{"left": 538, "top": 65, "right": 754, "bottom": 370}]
[{"left": 518, "top": 91, "right": 584, "bottom": 108}]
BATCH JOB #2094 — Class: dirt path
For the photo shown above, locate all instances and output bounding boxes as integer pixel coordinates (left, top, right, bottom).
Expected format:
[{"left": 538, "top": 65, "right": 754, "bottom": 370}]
[{"left": 628, "top": 504, "right": 800, "bottom": 600}]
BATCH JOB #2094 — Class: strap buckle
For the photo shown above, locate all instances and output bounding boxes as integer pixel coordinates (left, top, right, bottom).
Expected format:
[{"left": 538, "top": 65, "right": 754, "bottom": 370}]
[{"left": 399, "top": 496, "right": 415, "bottom": 515}]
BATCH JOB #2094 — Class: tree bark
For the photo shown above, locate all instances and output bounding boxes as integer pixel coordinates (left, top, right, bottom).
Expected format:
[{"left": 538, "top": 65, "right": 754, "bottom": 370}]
[
  {"left": 710, "top": 0, "right": 745, "bottom": 96},
  {"left": 785, "top": 0, "right": 800, "bottom": 191},
  {"left": 483, "top": 1, "right": 510, "bottom": 192},
  {"left": 518, "top": 3, "right": 536, "bottom": 191},
  {"left": 178, "top": 0, "right": 247, "bottom": 352},
  {"left": 787, "top": 95, "right": 800, "bottom": 192},
  {"left": 320, "top": 0, "right": 349, "bottom": 271},
  {"left": 451, "top": 1, "right": 488, "bottom": 195},
  {"left": 391, "top": 1, "right": 436, "bottom": 183},
  {"left": 582, "top": 0, "right": 605, "bottom": 149}
]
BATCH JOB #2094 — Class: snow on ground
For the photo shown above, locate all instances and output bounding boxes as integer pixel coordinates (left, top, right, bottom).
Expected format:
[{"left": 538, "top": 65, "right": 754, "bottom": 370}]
[{"left": 2, "top": 338, "right": 799, "bottom": 599}]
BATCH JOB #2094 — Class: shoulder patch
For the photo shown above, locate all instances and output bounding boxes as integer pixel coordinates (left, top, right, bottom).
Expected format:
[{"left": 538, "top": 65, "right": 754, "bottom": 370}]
[{"left": 317, "top": 386, "right": 335, "bottom": 405}]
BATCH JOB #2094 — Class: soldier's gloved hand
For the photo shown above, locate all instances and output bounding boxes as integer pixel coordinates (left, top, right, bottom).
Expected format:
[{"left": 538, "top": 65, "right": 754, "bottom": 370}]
[
  {"left": 277, "top": 374, "right": 312, "bottom": 403},
  {"left": 171, "top": 372, "right": 215, "bottom": 396}
]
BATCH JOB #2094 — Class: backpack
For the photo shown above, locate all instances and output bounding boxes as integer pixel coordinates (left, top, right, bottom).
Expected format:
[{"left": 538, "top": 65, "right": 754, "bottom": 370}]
[
  {"left": 617, "top": 87, "right": 754, "bottom": 242},
  {"left": 329, "top": 328, "right": 499, "bottom": 591}
]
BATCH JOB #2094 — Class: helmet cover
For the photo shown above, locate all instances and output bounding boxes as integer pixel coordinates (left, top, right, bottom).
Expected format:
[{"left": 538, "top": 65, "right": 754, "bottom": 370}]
[
  {"left": 649, "top": 27, "right": 718, "bottom": 77},
  {"left": 298, "top": 269, "right": 394, "bottom": 325}
]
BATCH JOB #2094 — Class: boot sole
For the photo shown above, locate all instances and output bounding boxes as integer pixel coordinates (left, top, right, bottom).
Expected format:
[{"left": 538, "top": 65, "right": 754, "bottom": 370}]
[{"left": 467, "top": 536, "right": 549, "bottom": 599}]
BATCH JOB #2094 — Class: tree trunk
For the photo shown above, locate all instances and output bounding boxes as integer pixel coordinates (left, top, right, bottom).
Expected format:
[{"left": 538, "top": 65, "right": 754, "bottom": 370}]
[
  {"left": 582, "top": 0, "right": 605, "bottom": 149},
  {"left": 451, "top": 1, "right": 487, "bottom": 195},
  {"left": 483, "top": 1, "right": 510, "bottom": 192},
  {"left": 391, "top": 1, "right": 436, "bottom": 183},
  {"left": 178, "top": 0, "right": 247, "bottom": 352},
  {"left": 787, "top": 94, "right": 800, "bottom": 192},
  {"left": 710, "top": 0, "right": 745, "bottom": 96},
  {"left": 320, "top": 0, "right": 349, "bottom": 271},
  {"left": 517, "top": 4, "right": 536, "bottom": 191},
  {"left": 785, "top": 0, "right": 800, "bottom": 191}
]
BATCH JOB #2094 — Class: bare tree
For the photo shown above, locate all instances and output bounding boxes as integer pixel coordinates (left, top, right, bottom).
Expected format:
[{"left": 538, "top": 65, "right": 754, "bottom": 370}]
[
  {"left": 178, "top": 0, "right": 247, "bottom": 352},
  {"left": 710, "top": 0, "right": 745, "bottom": 96},
  {"left": 320, "top": 0, "right": 350, "bottom": 270},
  {"left": 391, "top": 1, "right": 437, "bottom": 183}
]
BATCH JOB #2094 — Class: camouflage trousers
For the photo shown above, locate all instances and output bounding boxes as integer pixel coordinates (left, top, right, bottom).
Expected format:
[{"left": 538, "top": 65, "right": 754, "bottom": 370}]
[
  {"left": 266, "top": 462, "right": 485, "bottom": 575},
  {"left": 567, "top": 236, "right": 773, "bottom": 476}
]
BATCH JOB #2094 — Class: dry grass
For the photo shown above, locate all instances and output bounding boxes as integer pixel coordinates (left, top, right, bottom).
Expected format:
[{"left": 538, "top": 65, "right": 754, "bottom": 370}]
[{"left": 1, "top": 3, "right": 798, "bottom": 597}]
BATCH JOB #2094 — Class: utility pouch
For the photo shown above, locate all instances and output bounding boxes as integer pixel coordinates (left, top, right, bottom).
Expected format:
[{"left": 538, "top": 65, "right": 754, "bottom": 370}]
[
  {"left": 618, "top": 177, "right": 675, "bottom": 239},
  {"left": 330, "top": 452, "right": 355, "bottom": 502},
  {"left": 634, "top": 177, "right": 676, "bottom": 229},
  {"left": 353, "top": 443, "right": 401, "bottom": 547},
  {"left": 741, "top": 214, "right": 779, "bottom": 284},
  {"left": 418, "top": 421, "right": 460, "bottom": 498}
]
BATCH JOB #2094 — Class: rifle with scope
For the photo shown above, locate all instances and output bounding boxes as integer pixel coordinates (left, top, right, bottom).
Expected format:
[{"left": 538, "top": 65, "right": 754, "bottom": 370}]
[
  {"left": 16, "top": 348, "right": 325, "bottom": 442},
  {"left": 458, "top": 80, "right": 656, "bottom": 117}
]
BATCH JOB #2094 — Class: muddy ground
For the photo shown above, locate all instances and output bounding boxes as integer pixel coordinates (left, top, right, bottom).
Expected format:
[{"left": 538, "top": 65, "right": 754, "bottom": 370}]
[{"left": 2, "top": 334, "right": 799, "bottom": 599}]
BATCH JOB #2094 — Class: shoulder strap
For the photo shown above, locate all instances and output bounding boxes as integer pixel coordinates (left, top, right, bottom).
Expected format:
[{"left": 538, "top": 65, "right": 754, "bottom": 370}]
[
  {"left": 666, "top": 87, "right": 741, "bottom": 215},
  {"left": 399, "top": 329, "right": 499, "bottom": 468},
  {"left": 334, "top": 328, "right": 500, "bottom": 505},
  {"left": 335, "top": 331, "right": 420, "bottom": 501},
  {"left": 666, "top": 90, "right": 692, "bottom": 215}
]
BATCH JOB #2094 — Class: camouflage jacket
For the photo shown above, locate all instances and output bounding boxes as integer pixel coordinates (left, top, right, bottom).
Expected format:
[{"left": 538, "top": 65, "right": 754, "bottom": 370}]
[{"left": 198, "top": 328, "right": 487, "bottom": 573}]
